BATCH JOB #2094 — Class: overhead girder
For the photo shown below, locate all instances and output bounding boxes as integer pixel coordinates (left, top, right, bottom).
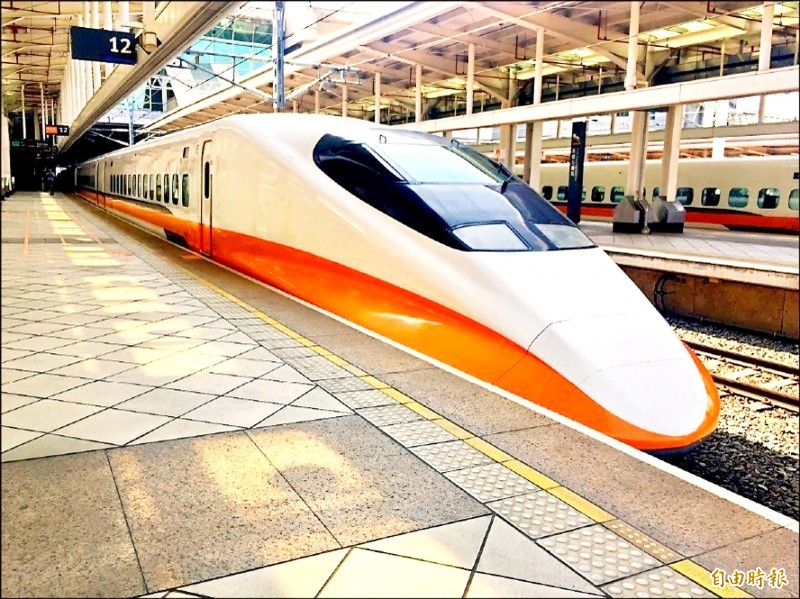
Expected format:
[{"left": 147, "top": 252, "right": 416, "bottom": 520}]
[
  {"left": 357, "top": 41, "right": 508, "bottom": 103},
  {"left": 467, "top": 2, "right": 638, "bottom": 77}
]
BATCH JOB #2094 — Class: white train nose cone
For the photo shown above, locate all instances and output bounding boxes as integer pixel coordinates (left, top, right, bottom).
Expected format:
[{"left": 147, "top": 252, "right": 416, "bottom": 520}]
[{"left": 529, "top": 313, "right": 709, "bottom": 436}]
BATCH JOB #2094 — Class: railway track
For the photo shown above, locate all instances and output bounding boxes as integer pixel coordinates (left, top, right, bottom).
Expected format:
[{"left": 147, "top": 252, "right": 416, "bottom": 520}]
[{"left": 684, "top": 340, "right": 800, "bottom": 411}]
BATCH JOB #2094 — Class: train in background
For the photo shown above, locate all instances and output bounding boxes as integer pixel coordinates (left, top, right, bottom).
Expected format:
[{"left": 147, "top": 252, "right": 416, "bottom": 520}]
[
  {"left": 74, "top": 114, "right": 719, "bottom": 454},
  {"left": 515, "top": 156, "right": 798, "bottom": 233}
]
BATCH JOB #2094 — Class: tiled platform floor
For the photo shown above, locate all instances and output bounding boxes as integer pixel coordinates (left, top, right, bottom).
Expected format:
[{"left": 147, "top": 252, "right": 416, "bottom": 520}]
[{"left": 2, "top": 193, "right": 797, "bottom": 598}]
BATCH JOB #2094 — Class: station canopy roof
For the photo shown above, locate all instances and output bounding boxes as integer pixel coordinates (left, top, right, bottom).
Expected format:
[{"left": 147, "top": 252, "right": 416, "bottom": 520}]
[{"left": 2, "top": 1, "right": 798, "bottom": 141}]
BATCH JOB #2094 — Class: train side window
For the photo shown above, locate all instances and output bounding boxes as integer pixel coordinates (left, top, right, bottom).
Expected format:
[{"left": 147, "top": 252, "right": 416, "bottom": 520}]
[
  {"left": 163, "top": 175, "right": 170, "bottom": 204},
  {"left": 150, "top": 174, "right": 155, "bottom": 200},
  {"left": 182, "top": 174, "right": 189, "bottom": 207},
  {"left": 653, "top": 186, "right": 660, "bottom": 199},
  {"left": 156, "top": 176, "right": 162, "bottom": 202},
  {"left": 701, "top": 187, "right": 721, "bottom": 207},
  {"left": 611, "top": 186, "right": 624, "bottom": 203},
  {"left": 757, "top": 188, "right": 779, "bottom": 209},
  {"left": 203, "top": 161, "right": 211, "bottom": 199},
  {"left": 581, "top": 188, "right": 586, "bottom": 203},
  {"left": 556, "top": 186, "right": 568, "bottom": 201},
  {"left": 789, "top": 189, "right": 799, "bottom": 211},
  {"left": 172, "top": 174, "right": 179, "bottom": 205},
  {"left": 676, "top": 187, "right": 693, "bottom": 205},
  {"left": 591, "top": 186, "right": 605, "bottom": 202},
  {"left": 134, "top": 175, "right": 139, "bottom": 197},
  {"left": 728, "top": 187, "right": 748, "bottom": 208},
  {"left": 541, "top": 185, "right": 553, "bottom": 200}
]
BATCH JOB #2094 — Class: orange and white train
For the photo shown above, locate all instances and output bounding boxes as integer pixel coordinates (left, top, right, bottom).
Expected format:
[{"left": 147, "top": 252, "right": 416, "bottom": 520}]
[
  {"left": 520, "top": 156, "right": 799, "bottom": 233},
  {"left": 75, "top": 114, "right": 719, "bottom": 454}
]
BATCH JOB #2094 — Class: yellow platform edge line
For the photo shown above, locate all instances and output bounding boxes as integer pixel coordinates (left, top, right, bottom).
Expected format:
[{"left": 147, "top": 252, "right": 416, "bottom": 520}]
[
  {"left": 360, "top": 375, "right": 389, "bottom": 389},
  {"left": 504, "top": 460, "right": 559, "bottom": 490},
  {"left": 671, "top": 560, "right": 753, "bottom": 598},
  {"left": 548, "top": 486, "right": 615, "bottom": 523},
  {"left": 464, "top": 437, "right": 513, "bottom": 463},
  {"left": 405, "top": 401, "right": 441, "bottom": 420},
  {"left": 431, "top": 418, "right": 472, "bottom": 440},
  {"left": 380, "top": 387, "right": 414, "bottom": 404}
]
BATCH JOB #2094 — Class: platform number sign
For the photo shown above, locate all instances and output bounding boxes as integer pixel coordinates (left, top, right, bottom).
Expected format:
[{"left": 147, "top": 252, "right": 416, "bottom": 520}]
[{"left": 70, "top": 26, "right": 137, "bottom": 65}]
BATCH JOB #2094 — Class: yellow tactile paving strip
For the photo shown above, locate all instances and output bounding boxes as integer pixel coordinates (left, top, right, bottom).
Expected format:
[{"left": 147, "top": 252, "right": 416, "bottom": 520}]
[{"left": 165, "top": 254, "right": 750, "bottom": 599}]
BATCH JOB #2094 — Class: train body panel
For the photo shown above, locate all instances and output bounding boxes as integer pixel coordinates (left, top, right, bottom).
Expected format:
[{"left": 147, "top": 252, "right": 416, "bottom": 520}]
[
  {"left": 526, "top": 156, "right": 799, "bottom": 232},
  {"left": 75, "top": 114, "right": 720, "bottom": 452}
]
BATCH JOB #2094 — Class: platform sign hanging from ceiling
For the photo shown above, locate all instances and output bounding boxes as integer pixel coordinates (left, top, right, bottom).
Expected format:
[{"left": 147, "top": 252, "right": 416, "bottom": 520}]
[
  {"left": 70, "top": 26, "right": 137, "bottom": 65},
  {"left": 45, "top": 125, "right": 70, "bottom": 136}
]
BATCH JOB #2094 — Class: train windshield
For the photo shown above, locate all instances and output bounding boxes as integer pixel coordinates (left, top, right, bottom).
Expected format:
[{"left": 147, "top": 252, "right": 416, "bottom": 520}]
[{"left": 314, "top": 132, "right": 594, "bottom": 253}]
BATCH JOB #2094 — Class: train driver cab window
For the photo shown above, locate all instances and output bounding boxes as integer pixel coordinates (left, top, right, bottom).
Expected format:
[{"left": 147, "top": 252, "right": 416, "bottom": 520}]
[
  {"left": 789, "top": 189, "right": 799, "bottom": 211},
  {"left": 163, "top": 175, "right": 170, "bottom": 204},
  {"left": 757, "top": 188, "right": 780, "bottom": 209},
  {"left": 556, "top": 186, "right": 568, "bottom": 201},
  {"left": 182, "top": 174, "right": 189, "bottom": 207},
  {"left": 728, "top": 187, "right": 749, "bottom": 208},
  {"left": 676, "top": 187, "right": 694, "bottom": 205},
  {"left": 701, "top": 187, "right": 721, "bottom": 207},
  {"left": 172, "top": 174, "right": 179, "bottom": 205},
  {"left": 156, "top": 176, "right": 162, "bottom": 202},
  {"left": 591, "top": 186, "right": 605, "bottom": 202},
  {"left": 541, "top": 185, "right": 553, "bottom": 200},
  {"left": 611, "top": 186, "right": 624, "bottom": 203}
]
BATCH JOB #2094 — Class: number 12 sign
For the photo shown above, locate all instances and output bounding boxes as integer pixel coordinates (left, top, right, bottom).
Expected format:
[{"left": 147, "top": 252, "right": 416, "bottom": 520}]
[{"left": 70, "top": 26, "right": 137, "bottom": 65}]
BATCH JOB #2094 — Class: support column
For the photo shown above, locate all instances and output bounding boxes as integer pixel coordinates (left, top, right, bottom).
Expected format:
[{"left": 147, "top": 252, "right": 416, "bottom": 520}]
[
  {"left": 118, "top": 1, "right": 130, "bottom": 30},
  {"left": 525, "top": 28, "right": 545, "bottom": 188},
  {"left": 757, "top": 2, "right": 774, "bottom": 123},
  {"left": 466, "top": 43, "right": 475, "bottom": 116},
  {"left": 500, "top": 71, "right": 517, "bottom": 170},
  {"left": 661, "top": 104, "right": 683, "bottom": 203},
  {"left": 33, "top": 107, "right": 41, "bottom": 140},
  {"left": 374, "top": 73, "right": 381, "bottom": 123},
  {"left": 21, "top": 85, "right": 26, "bottom": 138},
  {"left": 103, "top": 1, "right": 113, "bottom": 77},
  {"left": 142, "top": 1, "right": 155, "bottom": 30},
  {"left": 314, "top": 90, "right": 320, "bottom": 114},
  {"left": 759, "top": 2, "right": 774, "bottom": 72},
  {"left": 626, "top": 110, "right": 648, "bottom": 199},
  {"left": 91, "top": 2, "right": 102, "bottom": 91},
  {"left": 82, "top": 4, "right": 92, "bottom": 98},
  {"left": 341, "top": 84, "right": 348, "bottom": 118},
  {"left": 719, "top": 40, "right": 726, "bottom": 76},
  {"left": 415, "top": 65, "right": 423, "bottom": 122},
  {"left": 625, "top": 1, "right": 640, "bottom": 91},
  {"left": 40, "top": 83, "right": 46, "bottom": 139}
]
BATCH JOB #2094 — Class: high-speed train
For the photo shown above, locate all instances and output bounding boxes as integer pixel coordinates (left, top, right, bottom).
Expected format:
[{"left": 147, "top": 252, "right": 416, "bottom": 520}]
[
  {"left": 517, "top": 156, "right": 799, "bottom": 233},
  {"left": 74, "top": 114, "right": 719, "bottom": 453}
]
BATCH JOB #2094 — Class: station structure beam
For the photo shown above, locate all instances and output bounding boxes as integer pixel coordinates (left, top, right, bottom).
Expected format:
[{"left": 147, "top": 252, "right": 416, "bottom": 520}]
[
  {"left": 374, "top": 73, "right": 381, "bottom": 123},
  {"left": 398, "top": 66, "right": 799, "bottom": 135},
  {"left": 523, "top": 28, "right": 545, "bottom": 188}
]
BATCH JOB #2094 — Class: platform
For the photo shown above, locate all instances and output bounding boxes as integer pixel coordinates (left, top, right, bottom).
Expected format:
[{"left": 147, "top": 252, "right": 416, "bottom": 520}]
[
  {"left": 581, "top": 222, "right": 799, "bottom": 291},
  {"left": 1, "top": 192, "right": 798, "bottom": 598}
]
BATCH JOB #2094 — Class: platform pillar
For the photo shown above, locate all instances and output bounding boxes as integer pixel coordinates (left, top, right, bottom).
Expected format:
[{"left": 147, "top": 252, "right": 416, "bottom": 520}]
[
  {"left": 40, "top": 83, "right": 47, "bottom": 140},
  {"left": 314, "top": 90, "right": 320, "bottom": 114},
  {"left": 374, "top": 73, "right": 381, "bottom": 123},
  {"left": 118, "top": 1, "right": 130, "bottom": 30},
  {"left": 33, "top": 107, "right": 41, "bottom": 140},
  {"left": 91, "top": 2, "right": 102, "bottom": 91},
  {"left": 341, "top": 84, "right": 348, "bottom": 118},
  {"left": 415, "top": 65, "right": 423, "bottom": 123},
  {"left": 21, "top": 85, "right": 26, "bottom": 139},
  {"left": 103, "top": 1, "right": 113, "bottom": 77},
  {"left": 466, "top": 43, "right": 475, "bottom": 116},
  {"left": 759, "top": 2, "right": 774, "bottom": 72},
  {"left": 82, "top": 4, "right": 92, "bottom": 98},
  {"left": 661, "top": 104, "right": 683, "bottom": 203},
  {"left": 625, "top": 1, "right": 640, "bottom": 91},
  {"left": 626, "top": 110, "right": 648, "bottom": 200},
  {"left": 524, "top": 28, "right": 545, "bottom": 188}
]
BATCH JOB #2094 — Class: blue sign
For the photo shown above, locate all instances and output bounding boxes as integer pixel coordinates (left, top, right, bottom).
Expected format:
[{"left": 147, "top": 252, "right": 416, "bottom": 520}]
[{"left": 70, "top": 26, "right": 137, "bottom": 65}]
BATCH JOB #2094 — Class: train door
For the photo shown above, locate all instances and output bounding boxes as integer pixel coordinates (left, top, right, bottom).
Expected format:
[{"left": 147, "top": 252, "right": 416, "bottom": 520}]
[{"left": 200, "top": 140, "right": 213, "bottom": 256}]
